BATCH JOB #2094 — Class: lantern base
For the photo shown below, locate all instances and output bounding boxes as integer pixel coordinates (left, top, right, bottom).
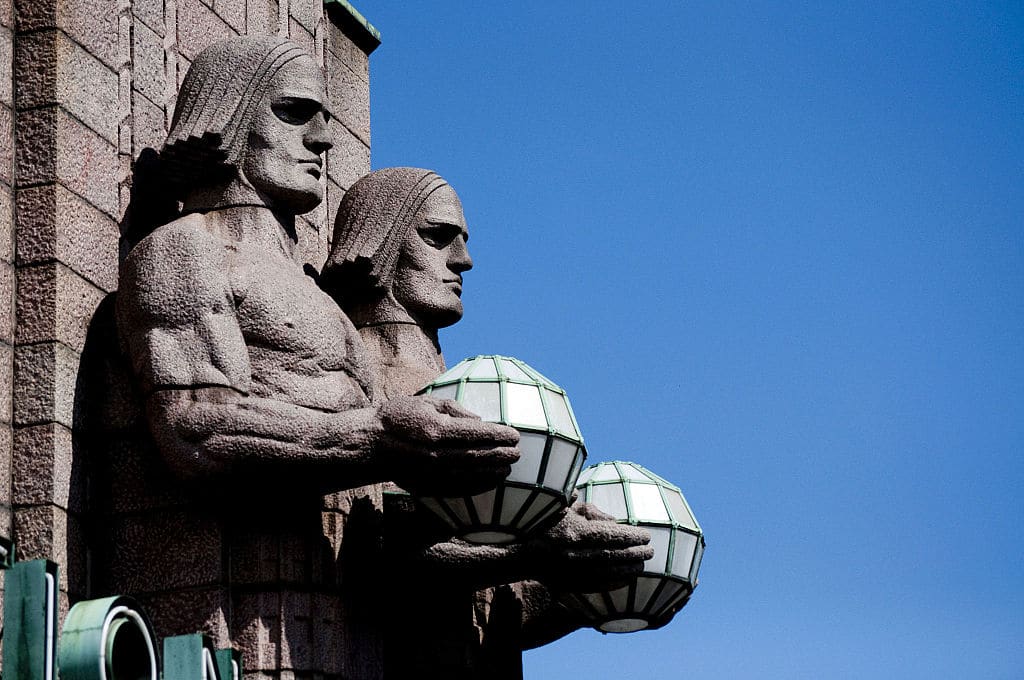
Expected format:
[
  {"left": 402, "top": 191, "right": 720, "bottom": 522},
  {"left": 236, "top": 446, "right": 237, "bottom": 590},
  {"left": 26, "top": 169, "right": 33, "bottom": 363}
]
[
  {"left": 462, "top": 530, "right": 518, "bottom": 545},
  {"left": 598, "top": 618, "right": 649, "bottom": 634}
]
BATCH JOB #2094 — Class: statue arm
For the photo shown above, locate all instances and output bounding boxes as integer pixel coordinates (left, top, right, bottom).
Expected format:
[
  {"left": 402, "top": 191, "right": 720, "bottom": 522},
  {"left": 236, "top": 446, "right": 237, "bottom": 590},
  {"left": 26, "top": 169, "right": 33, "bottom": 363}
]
[{"left": 118, "top": 222, "right": 517, "bottom": 493}]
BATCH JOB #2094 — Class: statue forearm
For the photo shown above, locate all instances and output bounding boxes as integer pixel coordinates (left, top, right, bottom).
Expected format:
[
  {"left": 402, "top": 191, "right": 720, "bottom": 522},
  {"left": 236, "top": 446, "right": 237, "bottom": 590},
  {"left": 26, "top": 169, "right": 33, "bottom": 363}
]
[
  {"left": 145, "top": 388, "right": 519, "bottom": 497},
  {"left": 146, "top": 387, "right": 387, "bottom": 488}
]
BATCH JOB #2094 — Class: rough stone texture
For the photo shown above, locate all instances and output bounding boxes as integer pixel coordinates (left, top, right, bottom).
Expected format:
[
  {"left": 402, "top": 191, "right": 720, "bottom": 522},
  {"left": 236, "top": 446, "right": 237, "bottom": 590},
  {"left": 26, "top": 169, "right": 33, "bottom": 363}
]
[
  {"left": 132, "top": 91, "right": 167, "bottom": 155},
  {"left": 14, "top": 263, "right": 106, "bottom": 351},
  {"left": 326, "top": 53, "right": 369, "bottom": 147},
  {"left": 16, "top": 107, "right": 119, "bottom": 217},
  {"left": 326, "top": 118, "right": 369, "bottom": 191},
  {"left": 12, "top": 341, "right": 79, "bottom": 428},
  {"left": 0, "top": 418, "right": 11, "bottom": 503},
  {"left": 178, "top": 0, "right": 236, "bottom": 60},
  {"left": 0, "top": 104, "right": 12, "bottom": 185},
  {"left": 0, "top": 184, "right": 11, "bottom": 262},
  {"left": 0, "top": 26, "right": 11, "bottom": 107},
  {"left": 213, "top": 0, "right": 245, "bottom": 34},
  {"left": 134, "top": 0, "right": 164, "bottom": 37},
  {"left": 132, "top": 20, "right": 165, "bottom": 111},
  {"left": 13, "top": 504, "right": 86, "bottom": 595},
  {"left": 0, "top": 259, "right": 11, "bottom": 342},
  {"left": 288, "top": 17, "right": 314, "bottom": 54},
  {"left": 14, "top": 0, "right": 118, "bottom": 69},
  {"left": 0, "top": 342, "right": 12, "bottom": 423},
  {"left": 11, "top": 423, "right": 79, "bottom": 510},
  {"left": 15, "top": 183, "right": 120, "bottom": 292},
  {"left": 15, "top": 30, "right": 119, "bottom": 144},
  {"left": 246, "top": 0, "right": 279, "bottom": 36},
  {"left": 326, "top": 17, "right": 368, "bottom": 81}
]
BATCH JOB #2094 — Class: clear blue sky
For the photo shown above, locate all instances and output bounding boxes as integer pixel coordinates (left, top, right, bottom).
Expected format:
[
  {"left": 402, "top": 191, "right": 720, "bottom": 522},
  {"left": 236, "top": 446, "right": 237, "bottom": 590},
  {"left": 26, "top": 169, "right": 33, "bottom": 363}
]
[{"left": 362, "top": 3, "right": 1023, "bottom": 678}]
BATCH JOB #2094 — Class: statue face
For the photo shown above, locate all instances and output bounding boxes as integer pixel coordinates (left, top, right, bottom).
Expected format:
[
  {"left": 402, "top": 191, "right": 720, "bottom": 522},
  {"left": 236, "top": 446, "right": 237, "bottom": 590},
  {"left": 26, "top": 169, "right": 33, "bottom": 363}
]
[
  {"left": 392, "top": 185, "right": 473, "bottom": 329},
  {"left": 241, "top": 55, "right": 332, "bottom": 214}
]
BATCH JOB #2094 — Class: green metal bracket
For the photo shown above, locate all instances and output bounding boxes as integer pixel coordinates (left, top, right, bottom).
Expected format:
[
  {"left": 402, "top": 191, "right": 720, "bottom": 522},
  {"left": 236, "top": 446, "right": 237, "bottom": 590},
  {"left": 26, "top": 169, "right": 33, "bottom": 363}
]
[
  {"left": 2, "top": 559, "right": 59, "bottom": 680},
  {"left": 59, "top": 595, "right": 159, "bottom": 680},
  {"left": 164, "top": 633, "right": 222, "bottom": 680},
  {"left": 215, "top": 647, "right": 242, "bottom": 680}
]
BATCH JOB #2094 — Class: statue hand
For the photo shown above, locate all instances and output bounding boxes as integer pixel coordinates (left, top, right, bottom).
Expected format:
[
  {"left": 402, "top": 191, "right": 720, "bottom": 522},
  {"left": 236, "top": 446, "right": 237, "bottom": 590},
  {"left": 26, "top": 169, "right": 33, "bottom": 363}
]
[
  {"left": 378, "top": 395, "right": 520, "bottom": 497},
  {"left": 526, "top": 500, "right": 653, "bottom": 593}
]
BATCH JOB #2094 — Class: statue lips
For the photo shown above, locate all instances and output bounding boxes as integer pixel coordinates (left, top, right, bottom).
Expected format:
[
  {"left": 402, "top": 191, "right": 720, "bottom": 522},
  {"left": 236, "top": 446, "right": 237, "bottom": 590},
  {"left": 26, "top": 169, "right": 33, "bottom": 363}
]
[
  {"left": 444, "top": 277, "right": 463, "bottom": 296},
  {"left": 301, "top": 159, "right": 323, "bottom": 180}
]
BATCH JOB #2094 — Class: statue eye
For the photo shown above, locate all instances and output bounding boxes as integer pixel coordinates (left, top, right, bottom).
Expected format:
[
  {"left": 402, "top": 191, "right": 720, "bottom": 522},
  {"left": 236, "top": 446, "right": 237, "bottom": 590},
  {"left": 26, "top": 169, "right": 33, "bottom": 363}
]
[
  {"left": 418, "top": 224, "right": 459, "bottom": 249},
  {"left": 272, "top": 97, "right": 322, "bottom": 124}
]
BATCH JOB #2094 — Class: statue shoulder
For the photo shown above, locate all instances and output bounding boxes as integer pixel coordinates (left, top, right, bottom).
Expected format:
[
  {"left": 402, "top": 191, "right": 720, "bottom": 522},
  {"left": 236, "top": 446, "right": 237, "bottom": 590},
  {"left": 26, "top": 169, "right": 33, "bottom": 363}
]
[{"left": 125, "top": 213, "right": 227, "bottom": 277}]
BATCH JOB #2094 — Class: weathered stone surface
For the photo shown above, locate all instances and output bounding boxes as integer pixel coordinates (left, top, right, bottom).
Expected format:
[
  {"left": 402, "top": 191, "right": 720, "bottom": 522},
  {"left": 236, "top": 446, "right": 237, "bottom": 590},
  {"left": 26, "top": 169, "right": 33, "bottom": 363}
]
[
  {"left": 289, "top": 0, "right": 317, "bottom": 36},
  {"left": 0, "top": 104, "right": 12, "bottom": 185},
  {"left": 0, "top": 259, "right": 11, "bottom": 343},
  {"left": 15, "top": 30, "right": 119, "bottom": 145},
  {"left": 213, "top": 0, "right": 245, "bottom": 34},
  {"left": 12, "top": 341, "right": 79, "bottom": 428},
  {"left": 12, "top": 422, "right": 81, "bottom": 511},
  {"left": 132, "top": 90, "right": 167, "bottom": 156},
  {"left": 327, "top": 56, "right": 370, "bottom": 146},
  {"left": 14, "top": 0, "right": 118, "bottom": 69},
  {"left": 325, "top": 119, "right": 369, "bottom": 191},
  {"left": 106, "top": 510, "right": 223, "bottom": 592},
  {"left": 0, "top": 26, "right": 11, "bottom": 107},
  {"left": 15, "top": 263, "right": 106, "bottom": 352},
  {"left": 136, "top": 586, "right": 230, "bottom": 647},
  {"left": 245, "top": 0, "right": 279, "bottom": 36},
  {"left": 325, "top": 177, "right": 344, "bottom": 247},
  {"left": 326, "top": 18, "right": 368, "bottom": 81},
  {"left": 0, "top": 184, "right": 11, "bottom": 263},
  {"left": 16, "top": 107, "right": 119, "bottom": 217},
  {"left": 132, "top": 19, "right": 165, "bottom": 111},
  {"left": 12, "top": 504, "right": 86, "bottom": 590},
  {"left": 134, "top": 0, "right": 164, "bottom": 37},
  {"left": 288, "top": 17, "right": 313, "bottom": 54},
  {"left": 0, "top": 424, "right": 11, "bottom": 503},
  {"left": 177, "top": 0, "right": 235, "bottom": 60},
  {"left": 15, "top": 184, "right": 119, "bottom": 292},
  {"left": 0, "top": 342, "right": 10, "bottom": 423}
]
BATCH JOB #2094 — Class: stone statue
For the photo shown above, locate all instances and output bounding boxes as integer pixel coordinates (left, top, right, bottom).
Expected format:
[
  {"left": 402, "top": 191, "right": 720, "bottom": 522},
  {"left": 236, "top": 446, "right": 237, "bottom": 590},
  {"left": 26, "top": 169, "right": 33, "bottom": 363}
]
[
  {"left": 323, "top": 167, "right": 654, "bottom": 678},
  {"left": 112, "top": 38, "right": 518, "bottom": 678}
]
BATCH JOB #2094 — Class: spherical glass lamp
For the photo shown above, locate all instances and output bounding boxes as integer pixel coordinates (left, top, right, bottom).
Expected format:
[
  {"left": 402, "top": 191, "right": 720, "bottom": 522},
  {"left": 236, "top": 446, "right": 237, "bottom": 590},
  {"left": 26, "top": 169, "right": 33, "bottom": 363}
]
[
  {"left": 563, "top": 461, "right": 704, "bottom": 633},
  {"left": 415, "top": 355, "right": 587, "bottom": 544}
]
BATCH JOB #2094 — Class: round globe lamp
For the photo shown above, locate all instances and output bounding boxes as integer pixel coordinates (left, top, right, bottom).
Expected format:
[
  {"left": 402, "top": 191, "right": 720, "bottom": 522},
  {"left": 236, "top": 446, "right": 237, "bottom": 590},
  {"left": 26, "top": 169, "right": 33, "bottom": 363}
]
[
  {"left": 564, "top": 461, "right": 704, "bottom": 633},
  {"left": 415, "top": 355, "right": 587, "bottom": 544}
]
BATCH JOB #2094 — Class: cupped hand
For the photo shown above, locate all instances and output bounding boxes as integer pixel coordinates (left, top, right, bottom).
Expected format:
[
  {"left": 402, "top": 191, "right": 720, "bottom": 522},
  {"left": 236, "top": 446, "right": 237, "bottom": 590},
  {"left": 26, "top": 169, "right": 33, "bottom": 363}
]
[
  {"left": 378, "top": 396, "right": 520, "bottom": 497},
  {"left": 527, "top": 501, "right": 653, "bottom": 593}
]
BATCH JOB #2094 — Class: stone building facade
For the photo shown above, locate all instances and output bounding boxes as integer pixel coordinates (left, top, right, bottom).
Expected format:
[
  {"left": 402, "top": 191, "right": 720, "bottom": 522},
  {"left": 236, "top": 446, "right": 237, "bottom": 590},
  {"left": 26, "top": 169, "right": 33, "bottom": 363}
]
[{"left": 0, "top": 0, "right": 377, "bottom": 646}]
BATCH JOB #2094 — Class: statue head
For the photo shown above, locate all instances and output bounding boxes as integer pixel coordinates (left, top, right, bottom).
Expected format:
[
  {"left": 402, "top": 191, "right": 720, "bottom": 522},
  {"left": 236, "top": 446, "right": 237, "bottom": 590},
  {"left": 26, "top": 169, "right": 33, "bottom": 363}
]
[
  {"left": 324, "top": 167, "right": 472, "bottom": 329},
  {"left": 162, "top": 36, "right": 332, "bottom": 214}
]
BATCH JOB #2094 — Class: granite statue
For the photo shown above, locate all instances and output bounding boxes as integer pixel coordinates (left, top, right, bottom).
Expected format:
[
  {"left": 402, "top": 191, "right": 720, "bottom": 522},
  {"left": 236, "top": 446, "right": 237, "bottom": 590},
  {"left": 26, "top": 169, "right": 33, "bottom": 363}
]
[
  {"left": 323, "top": 167, "right": 655, "bottom": 678},
  {"left": 111, "top": 37, "right": 519, "bottom": 678}
]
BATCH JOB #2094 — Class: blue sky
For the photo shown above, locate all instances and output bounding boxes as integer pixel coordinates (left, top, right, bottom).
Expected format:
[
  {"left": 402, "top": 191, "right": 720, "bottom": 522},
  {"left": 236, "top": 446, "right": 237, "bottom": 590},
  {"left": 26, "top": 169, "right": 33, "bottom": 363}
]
[{"left": 363, "top": 2, "right": 1023, "bottom": 678}]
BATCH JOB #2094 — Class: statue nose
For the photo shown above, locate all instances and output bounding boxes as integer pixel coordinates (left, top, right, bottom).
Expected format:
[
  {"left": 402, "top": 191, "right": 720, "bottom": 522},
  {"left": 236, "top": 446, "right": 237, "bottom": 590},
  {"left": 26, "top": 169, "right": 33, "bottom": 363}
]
[
  {"left": 306, "top": 114, "right": 333, "bottom": 154},
  {"left": 449, "top": 236, "right": 473, "bottom": 273}
]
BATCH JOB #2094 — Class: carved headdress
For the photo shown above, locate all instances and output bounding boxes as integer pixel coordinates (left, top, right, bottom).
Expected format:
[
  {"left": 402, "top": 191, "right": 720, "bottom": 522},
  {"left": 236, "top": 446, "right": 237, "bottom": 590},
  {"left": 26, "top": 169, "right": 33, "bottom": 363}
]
[
  {"left": 161, "top": 36, "right": 311, "bottom": 189},
  {"left": 324, "top": 167, "right": 449, "bottom": 305}
]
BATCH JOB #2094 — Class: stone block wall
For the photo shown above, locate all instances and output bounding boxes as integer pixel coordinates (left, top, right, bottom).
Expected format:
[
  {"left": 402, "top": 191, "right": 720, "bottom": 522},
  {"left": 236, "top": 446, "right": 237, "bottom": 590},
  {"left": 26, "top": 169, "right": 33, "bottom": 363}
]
[{"left": 1, "top": 0, "right": 376, "bottom": 629}]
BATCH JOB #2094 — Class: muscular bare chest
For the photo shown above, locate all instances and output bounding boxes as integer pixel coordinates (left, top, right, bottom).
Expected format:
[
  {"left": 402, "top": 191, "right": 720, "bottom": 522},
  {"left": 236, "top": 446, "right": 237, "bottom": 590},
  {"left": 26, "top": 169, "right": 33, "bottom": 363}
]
[{"left": 228, "top": 245, "right": 375, "bottom": 409}]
